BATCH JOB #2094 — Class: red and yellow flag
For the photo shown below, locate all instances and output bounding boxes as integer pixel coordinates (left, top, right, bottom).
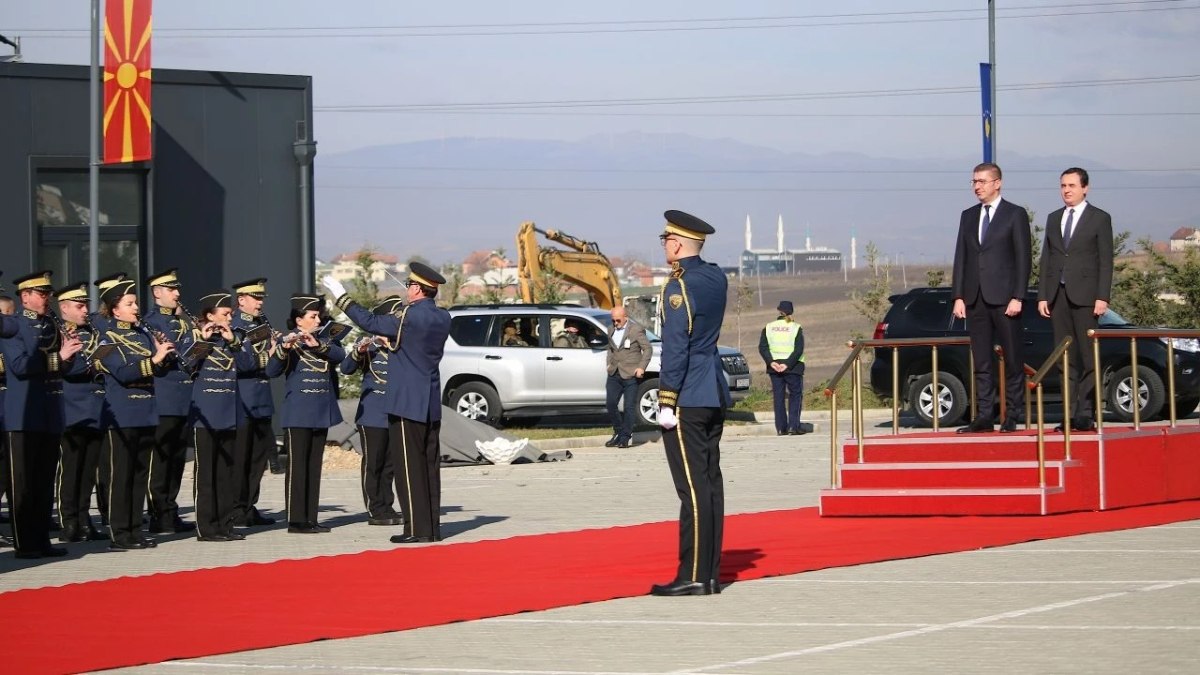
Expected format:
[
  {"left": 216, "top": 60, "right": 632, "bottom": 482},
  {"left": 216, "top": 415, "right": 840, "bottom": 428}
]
[{"left": 103, "top": 0, "right": 153, "bottom": 164}]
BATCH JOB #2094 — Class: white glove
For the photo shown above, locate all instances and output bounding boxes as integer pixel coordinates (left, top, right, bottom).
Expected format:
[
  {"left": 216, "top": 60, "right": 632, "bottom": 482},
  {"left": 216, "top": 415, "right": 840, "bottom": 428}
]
[
  {"left": 658, "top": 406, "right": 678, "bottom": 430},
  {"left": 320, "top": 275, "right": 346, "bottom": 299}
]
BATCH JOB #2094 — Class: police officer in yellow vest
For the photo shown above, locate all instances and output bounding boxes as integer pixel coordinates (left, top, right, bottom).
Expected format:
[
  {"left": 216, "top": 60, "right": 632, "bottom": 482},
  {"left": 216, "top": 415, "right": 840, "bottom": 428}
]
[{"left": 758, "top": 301, "right": 806, "bottom": 435}]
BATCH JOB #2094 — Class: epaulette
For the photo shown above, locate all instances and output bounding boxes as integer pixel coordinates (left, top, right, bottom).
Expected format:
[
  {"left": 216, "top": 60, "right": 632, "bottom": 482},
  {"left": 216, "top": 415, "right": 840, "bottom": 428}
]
[
  {"left": 158, "top": 306, "right": 173, "bottom": 315},
  {"left": 116, "top": 321, "right": 132, "bottom": 329},
  {"left": 240, "top": 312, "right": 254, "bottom": 322},
  {"left": 23, "top": 309, "right": 37, "bottom": 319},
  {"left": 670, "top": 267, "right": 685, "bottom": 279}
]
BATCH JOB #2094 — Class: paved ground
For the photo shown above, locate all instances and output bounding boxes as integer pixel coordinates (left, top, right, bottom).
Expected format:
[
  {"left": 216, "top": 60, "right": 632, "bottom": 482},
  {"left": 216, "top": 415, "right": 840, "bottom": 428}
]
[{"left": 4, "top": 411, "right": 1199, "bottom": 674}]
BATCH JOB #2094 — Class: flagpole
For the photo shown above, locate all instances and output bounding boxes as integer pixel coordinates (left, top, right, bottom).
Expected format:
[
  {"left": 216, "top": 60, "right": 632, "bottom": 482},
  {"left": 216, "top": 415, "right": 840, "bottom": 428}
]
[
  {"left": 88, "top": 0, "right": 101, "bottom": 306},
  {"left": 988, "top": 0, "right": 997, "bottom": 162}
]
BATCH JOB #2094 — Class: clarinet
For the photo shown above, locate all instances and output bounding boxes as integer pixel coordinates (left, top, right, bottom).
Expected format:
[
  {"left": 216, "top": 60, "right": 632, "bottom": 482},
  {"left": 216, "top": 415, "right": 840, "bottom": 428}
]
[
  {"left": 139, "top": 318, "right": 178, "bottom": 363},
  {"left": 177, "top": 302, "right": 201, "bottom": 330}
]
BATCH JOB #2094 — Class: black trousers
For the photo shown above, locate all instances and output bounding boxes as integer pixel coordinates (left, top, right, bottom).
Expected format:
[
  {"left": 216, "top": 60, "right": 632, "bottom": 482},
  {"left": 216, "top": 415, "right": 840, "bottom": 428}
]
[
  {"left": 147, "top": 415, "right": 189, "bottom": 526},
  {"left": 193, "top": 427, "right": 239, "bottom": 538},
  {"left": 6, "top": 431, "right": 58, "bottom": 554},
  {"left": 234, "top": 416, "right": 274, "bottom": 520},
  {"left": 606, "top": 373, "right": 638, "bottom": 439},
  {"left": 769, "top": 370, "right": 804, "bottom": 433},
  {"left": 390, "top": 416, "right": 441, "bottom": 540},
  {"left": 662, "top": 407, "right": 725, "bottom": 585},
  {"left": 95, "top": 437, "right": 110, "bottom": 525},
  {"left": 1050, "top": 293, "right": 1101, "bottom": 419},
  {"left": 358, "top": 425, "right": 396, "bottom": 518},
  {"left": 106, "top": 426, "right": 154, "bottom": 544},
  {"left": 57, "top": 425, "right": 103, "bottom": 531},
  {"left": 284, "top": 428, "right": 326, "bottom": 526},
  {"left": 0, "top": 430, "right": 11, "bottom": 515},
  {"left": 967, "top": 297, "right": 1025, "bottom": 422}
]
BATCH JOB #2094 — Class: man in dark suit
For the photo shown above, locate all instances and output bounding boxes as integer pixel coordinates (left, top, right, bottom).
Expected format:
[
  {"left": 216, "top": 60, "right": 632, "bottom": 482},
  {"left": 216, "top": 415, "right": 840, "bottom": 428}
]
[
  {"left": 605, "top": 305, "right": 652, "bottom": 448},
  {"left": 952, "top": 163, "right": 1032, "bottom": 433},
  {"left": 1037, "top": 167, "right": 1113, "bottom": 432}
]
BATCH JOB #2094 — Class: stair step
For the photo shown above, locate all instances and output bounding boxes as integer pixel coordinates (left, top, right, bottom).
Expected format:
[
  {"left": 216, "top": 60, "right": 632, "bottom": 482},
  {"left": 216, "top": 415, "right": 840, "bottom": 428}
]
[
  {"left": 819, "top": 487, "right": 1064, "bottom": 516},
  {"left": 837, "top": 461, "right": 1078, "bottom": 489}
]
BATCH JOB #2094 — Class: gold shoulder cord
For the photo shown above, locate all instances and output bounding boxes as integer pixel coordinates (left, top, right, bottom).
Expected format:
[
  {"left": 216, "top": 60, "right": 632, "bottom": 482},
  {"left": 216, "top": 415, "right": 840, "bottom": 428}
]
[
  {"left": 367, "top": 351, "right": 387, "bottom": 384},
  {"left": 297, "top": 346, "right": 329, "bottom": 373},
  {"left": 107, "top": 329, "right": 151, "bottom": 360},
  {"left": 205, "top": 344, "right": 234, "bottom": 371},
  {"left": 390, "top": 306, "right": 410, "bottom": 352}
]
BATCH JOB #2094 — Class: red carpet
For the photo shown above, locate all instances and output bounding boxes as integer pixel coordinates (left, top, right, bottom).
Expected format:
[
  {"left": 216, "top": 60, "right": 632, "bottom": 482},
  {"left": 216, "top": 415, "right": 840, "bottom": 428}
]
[{"left": 4, "top": 501, "right": 1200, "bottom": 674}]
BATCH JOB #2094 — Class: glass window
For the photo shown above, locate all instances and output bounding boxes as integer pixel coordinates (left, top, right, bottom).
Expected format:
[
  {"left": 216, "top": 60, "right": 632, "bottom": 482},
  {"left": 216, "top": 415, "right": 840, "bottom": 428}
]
[
  {"left": 449, "top": 315, "right": 491, "bottom": 347},
  {"left": 497, "top": 315, "right": 539, "bottom": 347},
  {"left": 35, "top": 170, "right": 144, "bottom": 228},
  {"left": 550, "top": 315, "right": 602, "bottom": 349},
  {"left": 906, "top": 297, "right": 953, "bottom": 331}
]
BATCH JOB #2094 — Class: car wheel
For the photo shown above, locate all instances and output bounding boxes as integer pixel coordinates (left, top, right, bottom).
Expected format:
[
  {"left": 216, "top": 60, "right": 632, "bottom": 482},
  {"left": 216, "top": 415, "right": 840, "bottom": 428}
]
[
  {"left": 1105, "top": 365, "right": 1165, "bottom": 422},
  {"left": 907, "top": 372, "right": 968, "bottom": 427},
  {"left": 636, "top": 378, "right": 660, "bottom": 427},
  {"left": 449, "top": 382, "right": 502, "bottom": 426}
]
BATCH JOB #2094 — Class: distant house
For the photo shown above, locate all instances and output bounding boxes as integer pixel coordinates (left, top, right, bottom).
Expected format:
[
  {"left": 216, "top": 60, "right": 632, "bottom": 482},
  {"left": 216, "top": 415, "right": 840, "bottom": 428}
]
[
  {"left": 1169, "top": 227, "right": 1200, "bottom": 252},
  {"left": 329, "top": 251, "right": 406, "bottom": 283}
]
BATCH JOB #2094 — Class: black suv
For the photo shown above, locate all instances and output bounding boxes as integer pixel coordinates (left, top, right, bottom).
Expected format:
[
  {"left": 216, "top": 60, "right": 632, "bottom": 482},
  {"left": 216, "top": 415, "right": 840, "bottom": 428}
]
[{"left": 870, "top": 287, "right": 1200, "bottom": 426}]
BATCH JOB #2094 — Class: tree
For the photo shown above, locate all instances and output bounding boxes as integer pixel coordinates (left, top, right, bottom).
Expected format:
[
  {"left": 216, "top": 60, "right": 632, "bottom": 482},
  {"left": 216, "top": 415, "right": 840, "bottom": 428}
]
[
  {"left": 348, "top": 248, "right": 381, "bottom": 308},
  {"left": 438, "top": 263, "right": 465, "bottom": 308},
  {"left": 1025, "top": 207, "right": 1044, "bottom": 289},
  {"left": 849, "top": 242, "right": 891, "bottom": 337},
  {"left": 926, "top": 269, "right": 946, "bottom": 288},
  {"left": 729, "top": 275, "right": 755, "bottom": 354}
]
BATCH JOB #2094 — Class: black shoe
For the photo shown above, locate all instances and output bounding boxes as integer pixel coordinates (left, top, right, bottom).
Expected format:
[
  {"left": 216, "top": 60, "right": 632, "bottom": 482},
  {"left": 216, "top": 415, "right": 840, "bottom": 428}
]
[
  {"left": 59, "top": 525, "right": 83, "bottom": 543},
  {"left": 86, "top": 528, "right": 110, "bottom": 541},
  {"left": 287, "top": 524, "right": 320, "bottom": 534},
  {"left": 389, "top": 534, "right": 436, "bottom": 544},
  {"left": 197, "top": 534, "right": 233, "bottom": 542},
  {"left": 957, "top": 418, "right": 995, "bottom": 434},
  {"left": 650, "top": 579, "right": 712, "bottom": 596},
  {"left": 147, "top": 519, "right": 170, "bottom": 534},
  {"left": 108, "top": 538, "right": 147, "bottom": 551},
  {"left": 368, "top": 516, "right": 403, "bottom": 526},
  {"left": 788, "top": 428, "right": 808, "bottom": 435},
  {"left": 225, "top": 531, "right": 246, "bottom": 540},
  {"left": 268, "top": 453, "right": 285, "bottom": 475},
  {"left": 708, "top": 579, "right": 723, "bottom": 594},
  {"left": 172, "top": 517, "right": 197, "bottom": 533},
  {"left": 247, "top": 512, "right": 276, "bottom": 526},
  {"left": 138, "top": 537, "right": 158, "bottom": 548},
  {"left": 776, "top": 430, "right": 788, "bottom": 436},
  {"left": 603, "top": 434, "right": 620, "bottom": 447},
  {"left": 313, "top": 523, "right": 331, "bottom": 533},
  {"left": 999, "top": 418, "right": 1019, "bottom": 433},
  {"left": 1073, "top": 417, "right": 1096, "bottom": 432},
  {"left": 618, "top": 437, "right": 634, "bottom": 448},
  {"left": 15, "top": 546, "right": 69, "bottom": 559}
]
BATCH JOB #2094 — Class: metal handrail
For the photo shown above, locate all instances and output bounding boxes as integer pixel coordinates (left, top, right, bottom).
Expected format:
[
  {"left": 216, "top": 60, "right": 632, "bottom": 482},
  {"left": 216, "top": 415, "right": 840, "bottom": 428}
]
[
  {"left": 1027, "top": 336, "right": 1074, "bottom": 484},
  {"left": 1088, "top": 327, "right": 1200, "bottom": 431}
]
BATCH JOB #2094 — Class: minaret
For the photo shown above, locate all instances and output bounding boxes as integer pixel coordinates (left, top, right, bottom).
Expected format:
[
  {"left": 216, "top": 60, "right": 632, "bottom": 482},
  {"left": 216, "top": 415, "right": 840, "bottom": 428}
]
[
  {"left": 744, "top": 215, "right": 752, "bottom": 251},
  {"left": 776, "top": 215, "right": 784, "bottom": 253},
  {"left": 850, "top": 229, "right": 858, "bottom": 270},
  {"left": 805, "top": 223, "right": 812, "bottom": 251}
]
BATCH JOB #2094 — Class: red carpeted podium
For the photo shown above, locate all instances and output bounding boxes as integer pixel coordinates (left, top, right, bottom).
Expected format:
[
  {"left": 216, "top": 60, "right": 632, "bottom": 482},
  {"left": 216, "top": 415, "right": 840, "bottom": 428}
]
[{"left": 820, "top": 425, "right": 1200, "bottom": 516}]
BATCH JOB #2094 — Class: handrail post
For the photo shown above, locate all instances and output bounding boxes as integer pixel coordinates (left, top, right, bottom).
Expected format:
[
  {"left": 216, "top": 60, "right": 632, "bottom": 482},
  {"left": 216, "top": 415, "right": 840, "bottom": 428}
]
[
  {"left": 1036, "top": 384, "right": 1046, "bottom": 487},
  {"left": 891, "top": 346, "right": 900, "bottom": 435},
  {"left": 1062, "top": 348, "right": 1071, "bottom": 461},
  {"left": 1131, "top": 337, "right": 1140, "bottom": 430},
  {"left": 997, "top": 347, "right": 1007, "bottom": 426},
  {"left": 931, "top": 345, "right": 940, "bottom": 433},
  {"left": 854, "top": 354, "right": 865, "bottom": 462},
  {"left": 1167, "top": 341, "right": 1177, "bottom": 427},
  {"left": 1092, "top": 332, "right": 1103, "bottom": 435},
  {"left": 1024, "top": 366, "right": 1032, "bottom": 430},
  {"left": 829, "top": 392, "right": 839, "bottom": 488},
  {"left": 968, "top": 348, "right": 977, "bottom": 422}
]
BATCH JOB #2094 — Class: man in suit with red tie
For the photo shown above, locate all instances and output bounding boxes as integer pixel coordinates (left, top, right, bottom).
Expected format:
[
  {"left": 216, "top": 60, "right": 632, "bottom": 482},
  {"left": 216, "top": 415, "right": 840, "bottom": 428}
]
[
  {"left": 952, "top": 163, "right": 1032, "bottom": 433},
  {"left": 1037, "top": 168, "right": 1113, "bottom": 432}
]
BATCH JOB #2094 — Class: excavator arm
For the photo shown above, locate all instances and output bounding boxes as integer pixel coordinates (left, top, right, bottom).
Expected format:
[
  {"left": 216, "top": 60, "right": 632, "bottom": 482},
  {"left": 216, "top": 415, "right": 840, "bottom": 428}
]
[{"left": 515, "top": 221, "right": 622, "bottom": 309}]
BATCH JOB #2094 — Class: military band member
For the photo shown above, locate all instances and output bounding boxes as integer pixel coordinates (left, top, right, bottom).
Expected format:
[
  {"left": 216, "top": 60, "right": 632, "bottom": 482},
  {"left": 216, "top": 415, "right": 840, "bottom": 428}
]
[
  {"left": 650, "top": 211, "right": 731, "bottom": 597},
  {"left": 2, "top": 280, "right": 21, "bottom": 547},
  {"left": 322, "top": 262, "right": 451, "bottom": 543},
  {"left": 268, "top": 294, "right": 345, "bottom": 533},
  {"left": 1, "top": 271, "right": 83, "bottom": 558},
  {"left": 55, "top": 282, "right": 108, "bottom": 543},
  {"left": 96, "top": 279, "right": 174, "bottom": 550},
  {"left": 339, "top": 296, "right": 404, "bottom": 526},
  {"left": 143, "top": 269, "right": 197, "bottom": 533},
  {"left": 181, "top": 291, "right": 254, "bottom": 542},
  {"left": 230, "top": 278, "right": 281, "bottom": 527},
  {"left": 90, "top": 272, "right": 128, "bottom": 526}
]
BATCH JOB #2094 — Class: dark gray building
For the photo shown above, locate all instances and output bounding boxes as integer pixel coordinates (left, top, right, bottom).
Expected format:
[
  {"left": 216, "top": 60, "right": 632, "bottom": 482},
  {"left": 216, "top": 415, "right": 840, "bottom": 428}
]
[{"left": 0, "top": 61, "right": 314, "bottom": 318}]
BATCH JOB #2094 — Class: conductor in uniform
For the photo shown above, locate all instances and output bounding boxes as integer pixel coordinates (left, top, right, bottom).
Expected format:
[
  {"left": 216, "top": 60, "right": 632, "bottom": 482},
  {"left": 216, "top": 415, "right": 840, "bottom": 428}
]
[
  {"left": 322, "top": 262, "right": 452, "bottom": 544},
  {"left": 651, "top": 211, "right": 732, "bottom": 596}
]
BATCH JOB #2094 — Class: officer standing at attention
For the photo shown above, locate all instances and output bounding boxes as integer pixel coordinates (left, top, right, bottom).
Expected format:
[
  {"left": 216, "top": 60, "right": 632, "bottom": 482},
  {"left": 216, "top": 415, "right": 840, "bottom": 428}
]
[
  {"left": 89, "top": 272, "right": 129, "bottom": 527},
  {"left": 268, "top": 293, "right": 345, "bottom": 533},
  {"left": 2, "top": 271, "right": 83, "bottom": 558},
  {"left": 230, "top": 278, "right": 282, "bottom": 527},
  {"left": 143, "top": 269, "right": 197, "bottom": 533},
  {"left": 322, "top": 262, "right": 451, "bottom": 544},
  {"left": 651, "top": 211, "right": 732, "bottom": 597},
  {"left": 339, "top": 296, "right": 405, "bottom": 527},
  {"left": 758, "top": 300, "right": 806, "bottom": 436},
  {"left": 97, "top": 278, "right": 174, "bottom": 550},
  {"left": 55, "top": 281, "right": 108, "bottom": 542}
]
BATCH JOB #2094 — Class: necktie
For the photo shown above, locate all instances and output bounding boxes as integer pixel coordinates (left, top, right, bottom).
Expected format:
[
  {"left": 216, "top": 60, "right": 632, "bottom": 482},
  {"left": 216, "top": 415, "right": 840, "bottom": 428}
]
[
  {"left": 1062, "top": 208, "right": 1075, "bottom": 249},
  {"left": 980, "top": 204, "right": 991, "bottom": 244}
]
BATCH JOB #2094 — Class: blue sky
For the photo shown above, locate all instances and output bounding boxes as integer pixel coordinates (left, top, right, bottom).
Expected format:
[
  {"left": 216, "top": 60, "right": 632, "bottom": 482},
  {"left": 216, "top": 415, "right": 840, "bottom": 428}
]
[{"left": 6, "top": 1, "right": 1199, "bottom": 265}]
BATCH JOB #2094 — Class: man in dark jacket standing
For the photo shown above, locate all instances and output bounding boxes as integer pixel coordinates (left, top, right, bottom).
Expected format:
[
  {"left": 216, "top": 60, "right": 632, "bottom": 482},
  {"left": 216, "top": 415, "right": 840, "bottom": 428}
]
[
  {"left": 759, "top": 301, "right": 806, "bottom": 435},
  {"left": 952, "top": 162, "right": 1032, "bottom": 433},
  {"left": 1037, "top": 167, "right": 1113, "bottom": 432}
]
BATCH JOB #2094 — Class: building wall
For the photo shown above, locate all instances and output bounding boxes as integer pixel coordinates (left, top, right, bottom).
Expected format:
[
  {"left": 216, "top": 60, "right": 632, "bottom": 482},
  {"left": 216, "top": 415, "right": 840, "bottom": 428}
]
[{"left": 0, "top": 62, "right": 313, "bottom": 322}]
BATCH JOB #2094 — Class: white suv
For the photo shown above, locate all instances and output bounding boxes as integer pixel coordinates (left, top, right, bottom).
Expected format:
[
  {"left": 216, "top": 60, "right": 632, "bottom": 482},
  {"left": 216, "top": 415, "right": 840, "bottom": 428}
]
[{"left": 441, "top": 304, "right": 751, "bottom": 427}]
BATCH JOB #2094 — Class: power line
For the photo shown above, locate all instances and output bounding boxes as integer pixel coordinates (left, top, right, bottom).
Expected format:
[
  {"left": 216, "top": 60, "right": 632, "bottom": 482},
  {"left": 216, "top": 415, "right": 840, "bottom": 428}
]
[
  {"left": 318, "top": 184, "right": 1200, "bottom": 194},
  {"left": 314, "top": 110, "right": 1200, "bottom": 119},
  {"left": 320, "top": 166, "right": 1200, "bottom": 175},
  {"left": 13, "top": 1, "right": 1197, "bottom": 39}
]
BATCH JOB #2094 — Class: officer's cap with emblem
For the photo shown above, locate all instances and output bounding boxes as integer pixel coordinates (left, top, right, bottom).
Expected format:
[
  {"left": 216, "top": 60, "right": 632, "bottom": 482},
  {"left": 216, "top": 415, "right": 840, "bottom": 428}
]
[
  {"left": 13, "top": 270, "right": 55, "bottom": 293},
  {"left": 100, "top": 279, "right": 137, "bottom": 306},
  {"left": 662, "top": 210, "right": 716, "bottom": 241},
  {"left": 198, "top": 290, "right": 233, "bottom": 312},
  {"left": 232, "top": 278, "right": 268, "bottom": 298},
  {"left": 372, "top": 295, "right": 404, "bottom": 315},
  {"left": 290, "top": 293, "right": 323, "bottom": 314},
  {"left": 148, "top": 268, "right": 181, "bottom": 288},
  {"left": 407, "top": 262, "right": 446, "bottom": 288},
  {"left": 93, "top": 272, "right": 128, "bottom": 292},
  {"left": 56, "top": 281, "right": 90, "bottom": 303}
]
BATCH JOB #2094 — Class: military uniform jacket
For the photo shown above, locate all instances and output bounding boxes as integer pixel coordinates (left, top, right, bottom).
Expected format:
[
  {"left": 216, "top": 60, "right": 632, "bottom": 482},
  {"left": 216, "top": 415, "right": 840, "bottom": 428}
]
[
  {"left": 97, "top": 321, "right": 169, "bottom": 428},
  {"left": 61, "top": 322, "right": 106, "bottom": 429},
  {"left": 181, "top": 332, "right": 258, "bottom": 432},
  {"left": 0, "top": 313, "right": 18, "bottom": 339},
  {"left": 266, "top": 337, "right": 345, "bottom": 429},
  {"left": 657, "top": 256, "right": 733, "bottom": 409},
  {"left": 337, "top": 296, "right": 451, "bottom": 424},
  {"left": 143, "top": 306, "right": 196, "bottom": 417},
  {"left": 0, "top": 312, "right": 14, "bottom": 430},
  {"left": 339, "top": 344, "right": 390, "bottom": 429},
  {"left": 0, "top": 309, "right": 73, "bottom": 432},
  {"left": 231, "top": 311, "right": 276, "bottom": 419}
]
